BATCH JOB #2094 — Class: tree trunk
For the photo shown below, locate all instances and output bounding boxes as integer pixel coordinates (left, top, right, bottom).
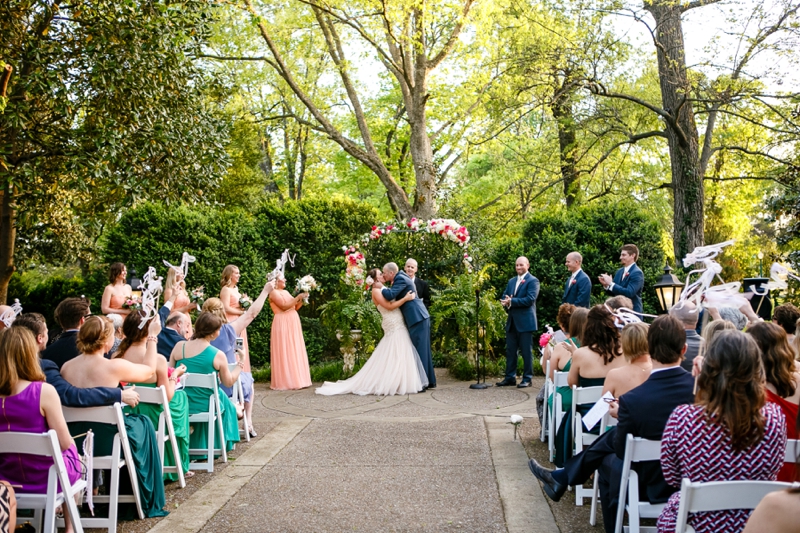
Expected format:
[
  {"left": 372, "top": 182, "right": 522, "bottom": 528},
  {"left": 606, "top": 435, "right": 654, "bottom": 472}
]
[
  {"left": 646, "top": 1, "right": 704, "bottom": 261},
  {"left": 551, "top": 89, "right": 580, "bottom": 207},
  {"left": 0, "top": 185, "right": 17, "bottom": 304},
  {"left": 407, "top": 82, "right": 438, "bottom": 219}
]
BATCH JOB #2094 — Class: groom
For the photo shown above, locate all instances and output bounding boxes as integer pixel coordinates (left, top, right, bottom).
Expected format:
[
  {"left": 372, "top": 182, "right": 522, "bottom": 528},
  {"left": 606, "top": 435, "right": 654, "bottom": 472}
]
[{"left": 381, "top": 262, "right": 436, "bottom": 389}]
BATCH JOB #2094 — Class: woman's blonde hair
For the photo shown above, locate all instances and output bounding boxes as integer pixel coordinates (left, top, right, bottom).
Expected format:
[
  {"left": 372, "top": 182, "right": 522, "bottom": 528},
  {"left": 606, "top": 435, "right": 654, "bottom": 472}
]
[
  {"left": 220, "top": 264, "right": 239, "bottom": 288},
  {"left": 0, "top": 327, "right": 46, "bottom": 395},
  {"left": 202, "top": 297, "right": 227, "bottom": 321},
  {"left": 621, "top": 322, "right": 649, "bottom": 361},
  {"left": 77, "top": 316, "right": 115, "bottom": 354},
  {"left": 164, "top": 267, "right": 181, "bottom": 291}
]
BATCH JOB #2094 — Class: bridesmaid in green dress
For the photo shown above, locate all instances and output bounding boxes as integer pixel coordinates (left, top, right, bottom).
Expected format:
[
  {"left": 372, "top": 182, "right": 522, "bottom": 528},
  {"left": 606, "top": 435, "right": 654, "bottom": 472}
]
[
  {"left": 169, "top": 312, "right": 242, "bottom": 456},
  {"left": 115, "top": 311, "right": 191, "bottom": 481}
]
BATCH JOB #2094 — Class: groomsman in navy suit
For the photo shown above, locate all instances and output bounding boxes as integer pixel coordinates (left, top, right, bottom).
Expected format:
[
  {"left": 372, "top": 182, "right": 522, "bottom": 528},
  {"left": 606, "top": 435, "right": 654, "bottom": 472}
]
[
  {"left": 562, "top": 252, "right": 591, "bottom": 308},
  {"left": 599, "top": 244, "right": 644, "bottom": 314},
  {"left": 497, "top": 257, "right": 539, "bottom": 388}
]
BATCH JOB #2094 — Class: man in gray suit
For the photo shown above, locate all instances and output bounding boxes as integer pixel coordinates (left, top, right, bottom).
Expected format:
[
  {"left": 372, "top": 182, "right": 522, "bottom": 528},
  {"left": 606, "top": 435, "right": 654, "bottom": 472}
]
[{"left": 669, "top": 302, "right": 704, "bottom": 372}]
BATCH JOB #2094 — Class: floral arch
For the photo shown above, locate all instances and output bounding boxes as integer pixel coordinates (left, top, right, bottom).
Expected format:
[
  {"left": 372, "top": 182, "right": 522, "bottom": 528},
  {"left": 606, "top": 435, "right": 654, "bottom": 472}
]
[{"left": 342, "top": 218, "right": 472, "bottom": 290}]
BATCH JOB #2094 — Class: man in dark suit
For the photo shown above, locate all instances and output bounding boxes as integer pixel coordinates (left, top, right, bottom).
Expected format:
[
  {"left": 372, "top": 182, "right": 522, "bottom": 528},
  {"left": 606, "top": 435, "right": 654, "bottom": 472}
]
[
  {"left": 670, "top": 301, "right": 704, "bottom": 372},
  {"left": 405, "top": 258, "right": 431, "bottom": 309},
  {"left": 158, "top": 288, "right": 193, "bottom": 359},
  {"left": 381, "top": 262, "right": 436, "bottom": 389},
  {"left": 599, "top": 244, "right": 645, "bottom": 314},
  {"left": 529, "top": 315, "right": 694, "bottom": 532},
  {"left": 562, "top": 252, "right": 591, "bottom": 308},
  {"left": 497, "top": 257, "right": 539, "bottom": 389},
  {"left": 42, "top": 297, "right": 92, "bottom": 369}
]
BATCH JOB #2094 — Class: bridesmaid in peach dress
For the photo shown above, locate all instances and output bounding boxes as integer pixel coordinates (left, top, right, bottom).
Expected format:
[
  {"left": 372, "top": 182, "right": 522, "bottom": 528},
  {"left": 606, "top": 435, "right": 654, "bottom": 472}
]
[
  {"left": 101, "top": 262, "right": 133, "bottom": 315},
  {"left": 163, "top": 267, "right": 196, "bottom": 314},
  {"left": 220, "top": 265, "right": 251, "bottom": 372},
  {"left": 269, "top": 275, "right": 311, "bottom": 390}
]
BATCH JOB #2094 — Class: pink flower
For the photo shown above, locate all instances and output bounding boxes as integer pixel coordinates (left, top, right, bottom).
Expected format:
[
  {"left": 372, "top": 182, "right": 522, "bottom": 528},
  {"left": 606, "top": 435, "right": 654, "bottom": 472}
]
[{"left": 539, "top": 333, "right": 552, "bottom": 348}]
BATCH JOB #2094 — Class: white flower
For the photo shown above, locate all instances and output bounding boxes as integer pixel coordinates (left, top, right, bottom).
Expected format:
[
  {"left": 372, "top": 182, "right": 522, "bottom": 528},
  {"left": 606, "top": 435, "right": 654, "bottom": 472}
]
[{"left": 510, "top": 415, "right": 523, "bottom": 424}]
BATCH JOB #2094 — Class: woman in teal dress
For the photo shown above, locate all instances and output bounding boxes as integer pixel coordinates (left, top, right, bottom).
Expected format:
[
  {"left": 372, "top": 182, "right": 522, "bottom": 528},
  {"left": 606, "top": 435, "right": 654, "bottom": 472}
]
[
  {"left": 115, "top": 311, "right": 190, "bottom": 481},
  {"left": 554, "top": 305, "right": 626, "bottom": 467},
  {"left": 169, "top": 312, "right": 242, "bottom": 457}
]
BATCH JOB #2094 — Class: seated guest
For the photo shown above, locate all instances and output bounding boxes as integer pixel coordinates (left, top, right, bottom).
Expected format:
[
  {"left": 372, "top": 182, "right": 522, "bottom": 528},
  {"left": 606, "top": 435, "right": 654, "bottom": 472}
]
[
  {"left": 106, "top": 313, "right": 124, "bottom": 357},
  {"left": 603, "top": 322, "right": 651, "bottom": 399},
  {"left": 0, "top": 327, "right": 82, "bottom": 533},
  {"left": 669, "top": 301, "right": 704, "bottom": 372},
  {"left": 538, "top": 303, "right": 576, "bottom": 431},
  {"left": 657, "top": 330, "right": 785, "bottom": 533},
  {"left": 605, "top": 295, "right": 634, "bottom": 312},
  {"left": 203, "top": 276, "right": 273, "bottom": 437},
  {"left": 41, "top": 296, "right": 91, "bottom": 369},
  {"left": 101, "top": 262, "right": 133, "bottom": 316},
  {"left": 747, "top": 322, "right": 800, "bottom": 482},
  {"left": 60, "top": 316, "right": 168, "bottom": 518},
  {"left": 691, "top": 319, "right": 737, "bottom": 375},
  {"left": 709, "top": 306, "right": 748, "bottom": 331},
  {"left": 115, "top": 311, "right": 191, "bottom": 481},
  {"left": 15, "top": 313, "right": 138, "bottom": 408},
  {"left": 163, "top": 267, "right": 196, "bottom": 314},
  {"left": 553, "top": 305, "right": 625, "bottom": 466},
  {"left": 169, "top": 312, "right": 242, "bottom": 454},
  {"left": 546, "top": 307, "right": 589, "bottom": 409},
  {"left": 773, "top": 303, "right": 800, "bottom": 345},
  {"left": 157, "top": 286, "right": 193, "bottom": 359},
  {"left": 529, "top": 315, "right": 694, "bottom": 533}
]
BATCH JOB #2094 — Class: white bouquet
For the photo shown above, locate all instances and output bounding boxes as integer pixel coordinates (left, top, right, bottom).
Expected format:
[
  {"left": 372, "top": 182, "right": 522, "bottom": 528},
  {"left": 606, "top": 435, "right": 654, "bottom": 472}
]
[{"left": 296, "top": 275, "right": 319, "bottom": 303}]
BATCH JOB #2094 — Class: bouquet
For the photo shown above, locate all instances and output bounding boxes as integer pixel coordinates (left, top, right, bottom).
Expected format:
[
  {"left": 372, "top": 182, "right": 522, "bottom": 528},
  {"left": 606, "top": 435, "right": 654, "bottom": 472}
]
[
  {"left": 538, "top": 325, "right": 556, "bottom": 348},
  {"left": 296, "top": 275, "right": 319, "bottom": 303},
  {"left": 122, "top": 296, "right": 142, "bottom": 310},
  {"left": 239, "top": 294, "right": 253, "bottom": 310},
  {"left": 190, "top": 286, "right": 205, "bottom": 308}
]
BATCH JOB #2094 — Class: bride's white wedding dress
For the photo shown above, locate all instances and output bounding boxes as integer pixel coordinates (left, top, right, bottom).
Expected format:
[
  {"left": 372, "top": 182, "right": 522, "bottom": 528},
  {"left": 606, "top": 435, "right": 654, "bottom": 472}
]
[{"left": 315, "top": 305, "right": 429, "bottom": 396}]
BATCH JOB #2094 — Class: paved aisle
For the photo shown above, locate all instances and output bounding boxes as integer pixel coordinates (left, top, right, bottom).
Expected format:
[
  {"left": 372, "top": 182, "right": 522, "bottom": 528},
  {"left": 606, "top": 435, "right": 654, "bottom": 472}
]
[{"left": 146, "top": 372, "right": 558, "bottom": 533}]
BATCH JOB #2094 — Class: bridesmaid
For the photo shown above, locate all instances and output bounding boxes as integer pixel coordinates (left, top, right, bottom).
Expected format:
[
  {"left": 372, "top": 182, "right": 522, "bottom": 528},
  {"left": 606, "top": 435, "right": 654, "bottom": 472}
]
[
  {"left": 163, "top": 267, "right": 196, "bottom": 314},
  {"left": 220, "top": 265, "right": 251, "bottom": 373},
  {"left": 101, "top": 262, "right": 133, "bottom": 315},
  {"left": 269, "top": 274, "right": 310, "bottom": 390}
]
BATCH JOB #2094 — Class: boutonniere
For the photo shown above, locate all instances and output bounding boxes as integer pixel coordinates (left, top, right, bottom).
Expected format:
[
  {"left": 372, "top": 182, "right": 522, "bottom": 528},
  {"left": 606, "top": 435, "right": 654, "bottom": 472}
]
[
  {"left": 570, "top": 279, "right": 576, "bottom": 285},
  {"left": 624, "top": 272, "right": 629, "bottom": 278}
]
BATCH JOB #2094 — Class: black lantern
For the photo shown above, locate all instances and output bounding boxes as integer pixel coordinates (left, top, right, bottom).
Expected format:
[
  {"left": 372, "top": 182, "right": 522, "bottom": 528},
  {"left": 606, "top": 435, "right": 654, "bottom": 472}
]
[
  {"left": 654, "top": 264, "right": 684, "bottom": 313},
  {"left": 128, "top": 268, "right": 143, "bottom": 299}
]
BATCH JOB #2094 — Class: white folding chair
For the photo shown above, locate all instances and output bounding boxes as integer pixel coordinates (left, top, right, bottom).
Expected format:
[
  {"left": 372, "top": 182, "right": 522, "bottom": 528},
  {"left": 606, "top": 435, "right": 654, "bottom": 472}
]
[
  {"left": 228, "top": 363, "right": 251, "bottom": 443},
  {"left": 541, "top": 360, "right": 552, "bottom": 443},
  {"left": 548, "top": 370, "right": 570, "bottom": 462},
  {"left": 785, "top": 438, "right": 800, "bottom": 463},
  {"left": 614, "top": 435, "right": 666, "bottom": 533},
  {"left": 674, "top": 479, "right": 796, "bottom": 533},
  {"left": 0, "top": 430, "right": 86, "bottom": 533},
  {"left": 124, "top": 385, "right": 186, "bottom": 487},
  {"left": 184, "top": 373, "right": 227, "bottom": 472},
  {"left": 62, "top": 403, "right": 144, "bottom": 532},
  {"left": 571, "top": 385, "right": 604, "bottom": 514}
]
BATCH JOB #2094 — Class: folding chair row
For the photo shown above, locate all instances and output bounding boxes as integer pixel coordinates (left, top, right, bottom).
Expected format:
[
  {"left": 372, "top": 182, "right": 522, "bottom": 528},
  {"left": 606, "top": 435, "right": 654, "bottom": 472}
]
[
  {"left": 228, "top": 363, "right": 251, "bottom": 443},
  {"left": 548, "top": 370, "right": 570, "bottom": 463},
  {"left": 184, "top": 372, "right": 228, "bottom": 472}
]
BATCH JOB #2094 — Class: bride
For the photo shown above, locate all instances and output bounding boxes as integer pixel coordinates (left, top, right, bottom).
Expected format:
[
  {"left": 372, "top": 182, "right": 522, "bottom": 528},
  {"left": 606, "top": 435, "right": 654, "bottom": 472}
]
[{"left": 316, "top": 268, "right": 429, "bottom": 396}]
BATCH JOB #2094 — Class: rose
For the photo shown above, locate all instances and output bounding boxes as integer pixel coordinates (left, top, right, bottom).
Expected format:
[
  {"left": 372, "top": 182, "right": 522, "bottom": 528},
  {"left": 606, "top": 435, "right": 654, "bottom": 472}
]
[
  {"left": 538, "top": 333, "right": 552, "bottom": 348},
  {"left": 508, "top": 415, "right": 523, "bottom": 440}
]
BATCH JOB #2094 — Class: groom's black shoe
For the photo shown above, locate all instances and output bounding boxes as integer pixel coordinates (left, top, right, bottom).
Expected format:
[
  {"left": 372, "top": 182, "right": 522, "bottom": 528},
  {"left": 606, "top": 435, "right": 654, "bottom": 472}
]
[
  {"left": 427, "top": 384, "right": 436, "bottom": 389},
  {"left": 517, "top": 381, "right": 532, "bottom": 388},
  {"left": 496, "top": 378, "right": 516, "bottom": 387},
  {"left": 421, "top": 386, "right": 428, "bottom": 392},
  {"left": 528, "top": 459, "right": 567, "bottom": 502}
]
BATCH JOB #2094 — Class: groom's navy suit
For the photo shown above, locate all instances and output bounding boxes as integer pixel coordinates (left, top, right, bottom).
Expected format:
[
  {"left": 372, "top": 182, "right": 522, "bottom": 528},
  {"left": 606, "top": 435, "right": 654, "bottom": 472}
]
[
  {"left": 383, "top": 271, "right": 435, "bottom": 387},
  {"left": 562, "top": 269, "right": 592, "bottom": 308},
  {"left": 501, "top": 272, "right": 539, "bottom": 383},
  {"left": 606, "top": 263, "right": 644, "bottom": 314}
]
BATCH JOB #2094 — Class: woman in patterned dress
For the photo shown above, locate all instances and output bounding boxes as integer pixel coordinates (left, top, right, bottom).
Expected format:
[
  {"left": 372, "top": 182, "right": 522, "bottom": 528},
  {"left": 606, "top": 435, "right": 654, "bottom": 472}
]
[{"left": 657, "top": 330, "right": 786, "bottom": 533}]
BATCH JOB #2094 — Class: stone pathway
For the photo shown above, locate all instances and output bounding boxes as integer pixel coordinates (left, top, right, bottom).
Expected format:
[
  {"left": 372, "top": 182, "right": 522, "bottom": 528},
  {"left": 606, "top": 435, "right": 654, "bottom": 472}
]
[{"left": 145, "top": 371, "right": 560, "bottom": 533}]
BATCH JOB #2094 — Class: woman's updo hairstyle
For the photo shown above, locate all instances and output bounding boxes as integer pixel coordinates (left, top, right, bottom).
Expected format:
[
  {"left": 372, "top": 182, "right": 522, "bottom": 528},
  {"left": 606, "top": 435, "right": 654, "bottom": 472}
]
[
  {"left": 367, "top": 268, "right": 381, "bottom": 287},
  {"left": 77, "top": 316, "right": 115, "bottom": 353},
  {"left": 192, "top": 311, "right": 225, "bottom": 340},
  {"left": 202, "top": 298, "right": 228, "bottom": 322}
]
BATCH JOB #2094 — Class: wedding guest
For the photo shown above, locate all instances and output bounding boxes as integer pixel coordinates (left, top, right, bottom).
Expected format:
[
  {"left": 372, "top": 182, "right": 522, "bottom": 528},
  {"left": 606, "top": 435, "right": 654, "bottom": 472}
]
[
  {"left": 163, "top": 267, "right": 196, "bottom": 314},
  {"left": 106, "top": 312, "right": 124, "bottom": 357},
  {"left": 691, "top": 320, "right": 737, "bottom": 376},
  {"left": 41, "top": 296, "right": 91, "bottom": 369},
  {"left": 747, "top": 321, "right": 800, "bottom": 482},
  {"left": 599, "top": 244, "right": 644, "bottom": 314},
  {"left": 269, "top": 274, "right": 311, "bottom": 390},
  {"left": 603, "top": 321, "right": 651, "bottom": 399},
  {"left": 405, "top": 258, "right": 431, "bottom": 309},
  {"left": 605, "top": 295, "right": 634, "bottom": 312},
  {"left": 115, "top": 311, "right": 190, "bottom": 481},
  {"left": 562, "top": 252, "right": 591, "bottom": 308},
  {"left": 773, "top": 303, "right": 800, "bottom": 345},
  {"left": 657, "top": 330, "right": 786, "bottom": 533},
  {"left": 62, "top": 318, "right": 169, "bottom": 517},
  {"left": 220, "top": 264, "right": 252, "bottom": 378},
  {"left": 101, "top": 262, "right": 133, "bottom": 315},
  {"left": 0, "top": 327, "right": 82, "bottom": 533},
  {"left": 157, "top": 287, "right": 193, "bottom": 359},
  {"left": 14, "top": 313, "right": 137, "bottom": 409},
  {"left": 538, "top": 303, "right": 577, "bottom": 433},
  {"left": 204, "top": 276, "right": 274, "bottom": 436},
  {"left": 542, "top": 307, "right": 588, "bottom": 434},
  {"left": 169, "top": 312, "right": 242, "bottom": 453},
  {"left": 669, "top": 302, "right": 704, "bottom": 372},
  {"left": 497, "top": 256, "right": 539, "bottom": 389}
]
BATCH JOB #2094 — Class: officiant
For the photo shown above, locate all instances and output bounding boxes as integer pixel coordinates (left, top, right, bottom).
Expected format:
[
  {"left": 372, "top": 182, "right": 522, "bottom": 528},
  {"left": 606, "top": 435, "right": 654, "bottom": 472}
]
[{"left": 404, "top": 258, "right": 431, "bottom": 309}]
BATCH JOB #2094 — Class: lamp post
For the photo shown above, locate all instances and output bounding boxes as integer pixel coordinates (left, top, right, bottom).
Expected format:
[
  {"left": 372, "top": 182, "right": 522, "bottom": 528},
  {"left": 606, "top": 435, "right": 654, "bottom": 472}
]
[
  {"left": 128, "top": 268, "right": 143, "bottom": 300},
  {"left": 757, "top": 251, "right": 764, "bottom": 278},
  {"left": 653, "top": 264, "right": 684, "bottom": 314}
]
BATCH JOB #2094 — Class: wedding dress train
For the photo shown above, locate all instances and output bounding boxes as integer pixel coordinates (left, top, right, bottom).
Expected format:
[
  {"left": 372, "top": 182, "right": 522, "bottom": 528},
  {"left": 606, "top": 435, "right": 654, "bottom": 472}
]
[{"left": 315, "top": 306, "right": 429, "bottom": 396}]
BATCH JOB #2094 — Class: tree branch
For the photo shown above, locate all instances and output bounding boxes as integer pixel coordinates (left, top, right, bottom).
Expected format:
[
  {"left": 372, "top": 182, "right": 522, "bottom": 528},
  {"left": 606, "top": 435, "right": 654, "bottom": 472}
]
[{"left": 427, "top": 0, "right": 475, "bottom": 71}]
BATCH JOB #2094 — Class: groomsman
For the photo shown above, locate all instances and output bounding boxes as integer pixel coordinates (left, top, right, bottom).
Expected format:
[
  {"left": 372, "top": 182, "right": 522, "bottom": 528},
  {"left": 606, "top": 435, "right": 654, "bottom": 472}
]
[
  {"left": 598, "top": 244, "right": 644, "bottom": 314},
  {"left": 562, "top": 252, "right": 591, "bottom": 308},
  {"left": 405, "top": 258, "right": 431, "bottom": 309},
  {"left": 497, "top": 257, "right": 539, "bottom": 389}
]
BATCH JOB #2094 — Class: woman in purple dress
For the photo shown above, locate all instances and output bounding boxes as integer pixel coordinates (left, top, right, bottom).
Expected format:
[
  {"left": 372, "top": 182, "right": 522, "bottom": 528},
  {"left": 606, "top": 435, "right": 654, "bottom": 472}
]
[{"left": 0, "top": 326, "right": 82, "bottom": 533}]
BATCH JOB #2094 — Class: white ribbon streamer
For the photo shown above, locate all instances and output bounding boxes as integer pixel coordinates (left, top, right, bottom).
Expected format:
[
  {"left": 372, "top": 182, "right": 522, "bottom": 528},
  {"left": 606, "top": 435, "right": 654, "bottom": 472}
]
[
  {"left": 83, "top": 430, "right": 94, "bottom": 515},
  {"left": 163, "top": 252, "right": 196, "bottom": 278},
  {"left": 678, "top": 240, "right": 743, "bottom": 310},
  {"left": 138, "top": 267, "right": 163, "bottom": 329},
  {"left": 0, "top": 299, "right": 22, "bottom": 328},
  {"left": 269, "top": 249, "right": 296, "bottom": 281}
]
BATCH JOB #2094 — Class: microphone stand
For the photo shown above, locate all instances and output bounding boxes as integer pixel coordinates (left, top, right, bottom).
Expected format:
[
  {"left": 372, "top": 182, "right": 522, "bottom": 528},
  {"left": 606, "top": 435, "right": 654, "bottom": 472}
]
[{"left": 470, "top": 288, "right": 489, "bottom": 390}]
